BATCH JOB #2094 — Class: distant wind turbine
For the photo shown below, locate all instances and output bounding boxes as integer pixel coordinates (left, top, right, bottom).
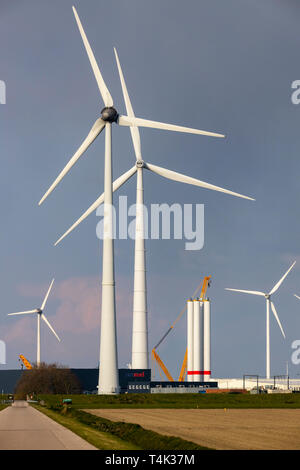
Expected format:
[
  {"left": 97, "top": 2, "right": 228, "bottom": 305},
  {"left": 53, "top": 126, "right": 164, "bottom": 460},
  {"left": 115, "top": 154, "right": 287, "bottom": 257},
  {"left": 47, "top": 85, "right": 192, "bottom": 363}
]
[
  {"left": 8, "top": 279, "right": 60, "bottom": 367},
  {"left": 226, "top": 261, "right": 296, "bottom": 379},
  {"left": 294, "top": 294, "right": 300, "bottom": 301}
]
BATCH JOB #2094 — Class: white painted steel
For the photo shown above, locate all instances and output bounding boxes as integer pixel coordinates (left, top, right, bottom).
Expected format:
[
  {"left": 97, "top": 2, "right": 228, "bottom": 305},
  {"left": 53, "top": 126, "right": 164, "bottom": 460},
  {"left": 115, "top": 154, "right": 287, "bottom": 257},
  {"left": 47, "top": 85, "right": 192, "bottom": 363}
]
[
  {"left": 266, "top": 298, "right": 270, "bottom": 379},
  {"left": 131, "top": 167, "right": 148, "bottom": 369},
  {"left": 37, "top": 314, "right": 41, "bottom": 367},
  {"left": 98, "top": 123, "right": 119, "bottom": 394},
  {"left": 203, "top": 300, "right": 211, "bottom": 380},
  {"left": 114, "top": 49, "right": 148, "bottom": 369},
  {"left": 193, "top": 300, "right": 202, "bottom": 382},
  {"left": 187, "top": 300, "right": 194, "bottom": 382}
]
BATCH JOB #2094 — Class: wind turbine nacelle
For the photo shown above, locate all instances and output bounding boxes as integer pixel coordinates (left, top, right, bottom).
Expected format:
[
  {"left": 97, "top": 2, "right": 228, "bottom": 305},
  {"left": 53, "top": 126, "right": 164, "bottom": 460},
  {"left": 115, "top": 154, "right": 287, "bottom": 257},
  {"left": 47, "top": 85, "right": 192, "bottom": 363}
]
[
  {"left": 101, "top": 107, "right": 118, "bottom": 123},
  {"left": 37, "top": 308, "right": 42, "bottom": 314}
]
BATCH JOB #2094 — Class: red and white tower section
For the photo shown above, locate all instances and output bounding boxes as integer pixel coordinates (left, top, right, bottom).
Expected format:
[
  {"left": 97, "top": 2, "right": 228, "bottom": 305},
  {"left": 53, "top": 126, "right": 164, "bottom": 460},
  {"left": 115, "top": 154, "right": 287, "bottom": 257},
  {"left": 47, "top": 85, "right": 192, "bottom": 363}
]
[{"left": 187, "top": 298, "right": 211, "bottom": 381}]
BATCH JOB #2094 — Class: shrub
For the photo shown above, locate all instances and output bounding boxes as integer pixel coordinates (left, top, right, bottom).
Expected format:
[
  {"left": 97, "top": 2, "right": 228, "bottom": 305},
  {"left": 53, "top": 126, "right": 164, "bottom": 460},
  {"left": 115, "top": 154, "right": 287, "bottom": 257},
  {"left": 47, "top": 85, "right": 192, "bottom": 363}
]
[{"left": 15, "top": 362, "right": 82, "bottom": 396}]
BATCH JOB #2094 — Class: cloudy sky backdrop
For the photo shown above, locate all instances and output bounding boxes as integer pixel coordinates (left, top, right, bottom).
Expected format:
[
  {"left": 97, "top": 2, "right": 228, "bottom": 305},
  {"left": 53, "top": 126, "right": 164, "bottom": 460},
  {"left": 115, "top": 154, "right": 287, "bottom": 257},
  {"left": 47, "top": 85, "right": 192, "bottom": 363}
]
[{"left": 1, "top": 0, "right": 300, "bottom": 380}]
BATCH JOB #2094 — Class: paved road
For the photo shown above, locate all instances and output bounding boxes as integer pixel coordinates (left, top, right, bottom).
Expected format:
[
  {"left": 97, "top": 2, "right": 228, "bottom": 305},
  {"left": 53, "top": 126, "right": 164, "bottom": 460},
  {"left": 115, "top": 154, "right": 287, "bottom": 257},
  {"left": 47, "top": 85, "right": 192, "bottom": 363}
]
[{"left": 0, "top": 401, "right": 96, "bottom": 450}]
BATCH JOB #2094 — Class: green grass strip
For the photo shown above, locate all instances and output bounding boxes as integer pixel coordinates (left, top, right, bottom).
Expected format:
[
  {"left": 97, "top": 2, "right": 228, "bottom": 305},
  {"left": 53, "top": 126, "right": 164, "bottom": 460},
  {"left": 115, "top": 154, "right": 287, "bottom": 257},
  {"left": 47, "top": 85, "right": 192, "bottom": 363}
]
[
  {"left": 35, "top": 402, "right": 210, "bottom": 450},
  {"left": 32, "top": 404, "right": 140, "bottom": 450},
  {"left": 49, "top": 404, "right": 209, "bottom": 450},
  {"left": 37, "top": 392, "right": 300, "bottom": 409}
]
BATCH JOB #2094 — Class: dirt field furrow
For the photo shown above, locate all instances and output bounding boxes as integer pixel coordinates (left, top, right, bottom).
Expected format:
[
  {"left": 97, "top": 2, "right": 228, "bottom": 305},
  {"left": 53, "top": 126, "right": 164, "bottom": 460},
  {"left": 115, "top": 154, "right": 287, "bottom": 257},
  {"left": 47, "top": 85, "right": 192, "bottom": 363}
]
[{"left": 84, "top": 408, "right": 300, "bottom": 450}]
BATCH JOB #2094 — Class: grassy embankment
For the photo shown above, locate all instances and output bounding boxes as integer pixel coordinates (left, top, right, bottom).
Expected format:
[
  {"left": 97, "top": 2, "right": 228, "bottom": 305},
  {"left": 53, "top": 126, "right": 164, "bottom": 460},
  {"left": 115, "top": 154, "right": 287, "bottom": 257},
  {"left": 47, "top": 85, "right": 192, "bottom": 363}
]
[
  {"left": 0, "top": 395, "right": 10, "bottom": 411},
  {"left": 38, "top": 392, "right": 300, "bottom": 410},
  {"left": 32, "top": 392, "right": 300, "bottom": 451},
  {"left": 34, "top": 396, "right": 211, "bottom": 450},
  {"left": 32, "top": 404, "right": 141, "bottom": 450}
]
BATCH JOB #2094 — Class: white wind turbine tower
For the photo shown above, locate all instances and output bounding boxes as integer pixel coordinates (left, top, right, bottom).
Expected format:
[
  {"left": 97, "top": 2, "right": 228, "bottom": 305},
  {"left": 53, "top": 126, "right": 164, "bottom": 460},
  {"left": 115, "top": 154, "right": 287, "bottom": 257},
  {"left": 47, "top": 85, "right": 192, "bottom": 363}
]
[
  {"left": 52, "top": 48, "right": 254, "bottom": 371},
  {"left": 38, "top": 7, "right": 230, "bottom": 395},
  {"left": 226, "top": 261, "right": 296, "bottom": 379},
  {"left": 8, "top": 279, "right": 60, "bottom": 367}
]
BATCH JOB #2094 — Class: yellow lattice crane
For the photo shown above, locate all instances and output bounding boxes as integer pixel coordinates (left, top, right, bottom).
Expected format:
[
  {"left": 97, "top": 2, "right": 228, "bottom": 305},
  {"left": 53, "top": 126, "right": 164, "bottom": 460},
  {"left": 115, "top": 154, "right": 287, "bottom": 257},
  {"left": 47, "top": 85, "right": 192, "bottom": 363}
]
[
  {"left": 151, "top": 276, "right": 211, "bottom": 382},
  {"left": 19, "top": 354, "right": 33, "bottom": 370}
]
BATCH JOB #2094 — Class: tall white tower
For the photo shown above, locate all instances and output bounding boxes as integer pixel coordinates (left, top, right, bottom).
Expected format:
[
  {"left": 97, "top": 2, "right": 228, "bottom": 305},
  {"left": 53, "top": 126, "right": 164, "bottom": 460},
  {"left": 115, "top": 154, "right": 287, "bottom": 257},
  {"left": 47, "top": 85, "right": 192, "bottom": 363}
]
[
  {"left": 131, "top": 165, "right": 149, "bottom": 369},
  {"left": 203, "top": 299, "right": 211, "bottom": 380},
  {"left": 193, "top": 299, "right": 203, "bottom": 382},
  {"left": 187, "top": 299, "right": 194, "bottom": 382}
]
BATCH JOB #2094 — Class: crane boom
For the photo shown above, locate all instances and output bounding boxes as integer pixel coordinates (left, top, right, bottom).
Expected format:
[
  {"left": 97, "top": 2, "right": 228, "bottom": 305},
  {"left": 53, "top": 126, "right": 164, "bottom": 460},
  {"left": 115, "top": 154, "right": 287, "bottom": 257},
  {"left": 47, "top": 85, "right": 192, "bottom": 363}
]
[
  {"left": 151, "top": 349, "right": 174, "bottom": 382},
  {"left": 152, "top": 276, "right": 211, "bottom": 382},
  {"left": 19, "top": 354, "right": 32, "bottom": 370},
  {"left": 178, "top": 348, "right": 187, "bottom": 382},
  {"left": 153, "top": 276, "right": 211, "bottom": 350}
]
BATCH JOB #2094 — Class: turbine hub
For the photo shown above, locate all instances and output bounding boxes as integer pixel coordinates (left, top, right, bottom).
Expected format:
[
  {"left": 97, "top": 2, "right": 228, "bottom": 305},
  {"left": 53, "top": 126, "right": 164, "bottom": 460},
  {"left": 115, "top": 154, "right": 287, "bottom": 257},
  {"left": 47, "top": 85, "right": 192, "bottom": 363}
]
[
  {"left": 265, "top": 294, "right": 270, "bottom": 300},
  {"left": 101, "top": 107, "right": 119, "bottom": 123},
  {"left": 37, "top": 308, "right": 42, "bottom": 314},
  {"left": 136, "top": 160, "right": 145, "bottom": 169}
]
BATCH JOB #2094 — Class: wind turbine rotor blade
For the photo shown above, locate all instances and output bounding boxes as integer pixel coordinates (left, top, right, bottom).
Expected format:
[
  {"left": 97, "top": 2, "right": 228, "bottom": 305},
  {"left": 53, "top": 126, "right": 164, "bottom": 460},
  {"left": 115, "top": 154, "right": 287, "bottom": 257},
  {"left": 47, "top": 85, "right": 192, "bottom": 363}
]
[
  {"left": 41, "top": 314, "right": 60, "bottom": 342},
  {"left": 8, "top": 310, "right": 38, "bottom": 316},
  {"left": 225, "top": 288, "right": 265, "bottom": 296},
  {"left": 113, "top": 48, "right": 142, "bottom": 161},
  {"left": 269, "top": 261, "right": 296, "bottom": 295},
  {"left": 72, "top": 7, "right": 113, "bottom": 107},
  {"left": 41, "top": 279, "right": 55, "bottom": 311},
  {"left": 118, "top": 115, "right": 225, "bottom": 138},
  {"left": 39, "top": 118, "right": 105, "bottom": 205},
  {"left": 145, "top": 163, "right": 255, "bottom": 201},
  {"left": 54, "top": 165, "right": 137, "bottom": 246},
  {"left": 270, "top": 301, "right": 286, "bottom": 339},
  {"left": 294, "top": 294, "right": 300, "bottom": 300}
]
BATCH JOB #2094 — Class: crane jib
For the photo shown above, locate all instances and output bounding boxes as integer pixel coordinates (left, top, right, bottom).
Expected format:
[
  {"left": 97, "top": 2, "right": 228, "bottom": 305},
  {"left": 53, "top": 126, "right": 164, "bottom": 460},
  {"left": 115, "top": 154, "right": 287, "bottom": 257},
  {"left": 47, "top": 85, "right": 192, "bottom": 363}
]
[{"left": 154, "top": 327, "right": 173, "bottom": 350}]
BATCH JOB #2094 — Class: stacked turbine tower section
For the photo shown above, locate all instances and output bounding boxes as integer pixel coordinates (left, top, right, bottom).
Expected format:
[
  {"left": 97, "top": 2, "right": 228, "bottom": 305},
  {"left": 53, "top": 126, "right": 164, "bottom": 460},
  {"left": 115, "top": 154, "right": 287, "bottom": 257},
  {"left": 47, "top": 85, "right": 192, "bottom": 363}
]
[
  {"left": 187, "top": 299, "right": 194, "bottom": 382},
  {"left": 187, "top": 278, "right": 211, "bottom": 382},
  {"left": 203, "top": 299, "right": 211, "bottom": 380},
  {"left": 193, "top": 298, "right": 202, "bottom": 382}
]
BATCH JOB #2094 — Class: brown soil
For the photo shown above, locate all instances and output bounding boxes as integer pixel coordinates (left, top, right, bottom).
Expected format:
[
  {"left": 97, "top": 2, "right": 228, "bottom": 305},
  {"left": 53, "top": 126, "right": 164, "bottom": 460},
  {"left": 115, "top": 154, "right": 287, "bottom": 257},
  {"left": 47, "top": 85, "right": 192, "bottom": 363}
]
[{"left": 84, "top": 408, "right": 300, "bottom": 450}]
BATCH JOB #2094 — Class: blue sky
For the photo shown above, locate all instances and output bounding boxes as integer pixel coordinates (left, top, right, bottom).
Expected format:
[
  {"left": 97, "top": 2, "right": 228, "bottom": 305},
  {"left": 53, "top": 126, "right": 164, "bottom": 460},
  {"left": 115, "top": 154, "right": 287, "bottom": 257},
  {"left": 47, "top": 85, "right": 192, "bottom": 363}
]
[{"left": 1, "top": 0, "right": 300, "bottom": 380}]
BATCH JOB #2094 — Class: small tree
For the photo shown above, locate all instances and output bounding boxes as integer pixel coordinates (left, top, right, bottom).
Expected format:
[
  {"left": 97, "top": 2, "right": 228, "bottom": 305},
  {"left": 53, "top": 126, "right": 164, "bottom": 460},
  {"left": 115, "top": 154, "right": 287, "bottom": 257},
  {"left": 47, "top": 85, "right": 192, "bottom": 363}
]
[{"left": 15, "top": 362, "right": 82, "bottom": 397}]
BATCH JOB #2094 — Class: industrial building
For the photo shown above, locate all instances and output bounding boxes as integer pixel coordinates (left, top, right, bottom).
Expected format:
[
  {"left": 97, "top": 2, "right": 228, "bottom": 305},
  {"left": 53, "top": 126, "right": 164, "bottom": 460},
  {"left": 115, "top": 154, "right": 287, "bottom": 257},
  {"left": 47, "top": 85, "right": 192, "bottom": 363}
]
[{"left": 0, "top": 368, "right": 219, "bottom": 394}]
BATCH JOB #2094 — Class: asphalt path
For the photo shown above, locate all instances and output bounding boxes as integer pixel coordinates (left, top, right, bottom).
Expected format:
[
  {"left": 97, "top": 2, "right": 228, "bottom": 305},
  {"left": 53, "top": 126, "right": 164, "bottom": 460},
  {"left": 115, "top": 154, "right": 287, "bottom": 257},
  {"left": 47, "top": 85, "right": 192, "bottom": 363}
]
[{"left": 0, "top": 401, "right": 96, "bottom": 450}]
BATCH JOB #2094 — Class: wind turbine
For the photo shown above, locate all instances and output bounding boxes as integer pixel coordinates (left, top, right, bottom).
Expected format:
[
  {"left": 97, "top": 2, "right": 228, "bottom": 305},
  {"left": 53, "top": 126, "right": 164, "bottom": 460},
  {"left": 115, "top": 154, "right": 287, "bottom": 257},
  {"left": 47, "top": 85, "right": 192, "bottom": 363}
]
[
  {"left": 52, "top": 47, "right": 254, "bottom": 372},
  {"left": 38, "top": 7, "right": 229, "bottom": 395},
  {"left": 294, "top": 294, "right": 300, "bottom": 300},
  {"left": 8, "top": 279, "right": 60, "bottom": 367},
  {"left": 225, "top": 261, "right": 296, "bottom": 379}
]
